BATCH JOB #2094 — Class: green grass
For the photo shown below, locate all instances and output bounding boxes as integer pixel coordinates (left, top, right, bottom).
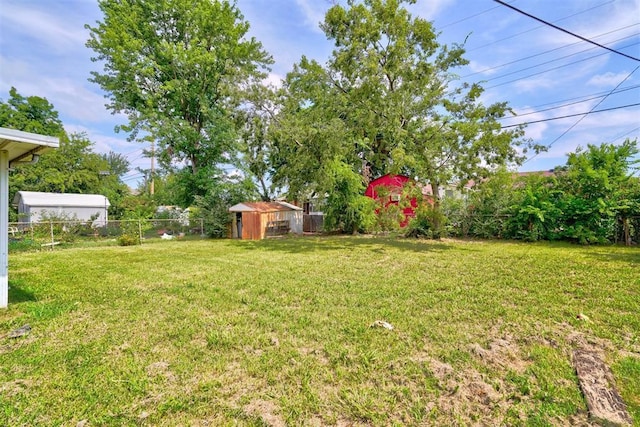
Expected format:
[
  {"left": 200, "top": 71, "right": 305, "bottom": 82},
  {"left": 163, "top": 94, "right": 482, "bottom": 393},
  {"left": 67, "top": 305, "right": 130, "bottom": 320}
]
[{"left": 1, "top": 236, "right": 638, "bottom": 426}]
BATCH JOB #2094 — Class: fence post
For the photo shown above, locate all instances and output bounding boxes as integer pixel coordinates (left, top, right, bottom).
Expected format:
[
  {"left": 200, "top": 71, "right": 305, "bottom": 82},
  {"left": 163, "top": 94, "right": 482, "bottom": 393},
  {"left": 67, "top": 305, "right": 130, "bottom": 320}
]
[
  {"left": 200, "top": 218, "right": 204, "bottom": 238},
  {"left": 138, "top": 219, "right": 142, "bottom": 245},
  {"left": 50, "top": 220, "right": 55, "bottom": 250}
]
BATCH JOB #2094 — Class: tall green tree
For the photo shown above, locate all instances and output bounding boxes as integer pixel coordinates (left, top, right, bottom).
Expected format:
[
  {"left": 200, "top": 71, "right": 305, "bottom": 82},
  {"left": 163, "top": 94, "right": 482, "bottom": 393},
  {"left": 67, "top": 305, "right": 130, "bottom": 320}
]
[
  {"left": 274, "top": 0, "right": 532, "bottom": 232},
  {"left": 86, "top": 0, "right": 272, "bottom": 202},
  {"left": 234, "top": 84, "right": 280, "bottom": 201},
  {"left": 0, "top": 87, "right": 64, "bottom": 136}
]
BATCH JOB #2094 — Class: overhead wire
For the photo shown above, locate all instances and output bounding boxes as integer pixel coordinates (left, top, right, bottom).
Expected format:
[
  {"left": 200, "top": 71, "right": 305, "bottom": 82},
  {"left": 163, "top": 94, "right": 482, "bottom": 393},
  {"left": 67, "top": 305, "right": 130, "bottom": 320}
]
[
  {"left": 463, "top": 27, "right": 639, "bottom": 79},
  {"left": 501, "top": 102, "right": 640, "bottom": 129},
  {"left": 499, "top": 85, "right": 640, "bottom": 119},
  {"left": 483, "top": 37, "right": 639, "bottom": 84},
  {"left": 610, "top": 126, "right": 640, "bottom": 143},
  {"left": 464, "top": 0, "right": 615, "bottom": 53},
  {"left": 484, "top": 40, "right": 640, "bottom": 89},
  {"left": 493, "top": 0, "right": 640, "bottom": 62},
  {"left": 521, "top": 66, "right": 639, "bottom": 164},
  {"left": 437, "top": 2, "right": 510, "bottom": 30},
  {"left": 522, "top": 84, "right": 640, "bottom": 110},
  {"left": 436, "top": 0, "right": 638, "bottom": 169}
]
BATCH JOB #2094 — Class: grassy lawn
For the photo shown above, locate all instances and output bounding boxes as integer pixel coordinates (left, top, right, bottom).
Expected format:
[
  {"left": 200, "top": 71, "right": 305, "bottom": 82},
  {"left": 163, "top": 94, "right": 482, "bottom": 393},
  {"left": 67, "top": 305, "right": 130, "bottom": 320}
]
[{"left": 1, "top": 237, "right": 639, "bottom": 426}]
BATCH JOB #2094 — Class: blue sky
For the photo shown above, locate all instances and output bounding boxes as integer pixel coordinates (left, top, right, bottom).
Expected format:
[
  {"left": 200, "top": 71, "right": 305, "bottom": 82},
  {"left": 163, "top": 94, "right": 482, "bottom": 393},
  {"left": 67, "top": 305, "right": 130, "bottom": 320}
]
[{"left": 1, "top": 0, "right": 639, "bottom": 187}]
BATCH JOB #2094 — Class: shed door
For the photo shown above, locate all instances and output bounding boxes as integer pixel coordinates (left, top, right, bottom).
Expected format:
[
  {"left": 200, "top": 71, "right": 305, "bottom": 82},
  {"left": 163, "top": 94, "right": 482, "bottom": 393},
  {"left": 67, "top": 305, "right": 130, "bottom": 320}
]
[{"left": 235, "top": 212, "right": 242, "bottom": 239}]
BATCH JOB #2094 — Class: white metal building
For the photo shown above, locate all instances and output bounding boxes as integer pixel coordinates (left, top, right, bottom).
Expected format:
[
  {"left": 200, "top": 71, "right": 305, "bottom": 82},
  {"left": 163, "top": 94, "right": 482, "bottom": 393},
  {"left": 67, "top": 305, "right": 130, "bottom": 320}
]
[
  {"left": 1, "top": 127, "right": 59, "bottom": 308},
  {"left": 13, "top": 191, "right": 110, "bottom": 226}
]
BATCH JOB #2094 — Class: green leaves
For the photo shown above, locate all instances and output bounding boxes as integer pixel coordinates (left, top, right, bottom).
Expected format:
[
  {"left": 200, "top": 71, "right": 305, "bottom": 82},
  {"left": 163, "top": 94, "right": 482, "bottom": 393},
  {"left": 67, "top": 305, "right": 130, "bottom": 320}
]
[
  {"left": 87, "top": 0, "right": 272, "bottom": 188},
  {"left": 0, "top": 87, "right": 64, "bottom": 136},
  {"left": 273, "top": 0, "right": 527, "bottom": 234}
]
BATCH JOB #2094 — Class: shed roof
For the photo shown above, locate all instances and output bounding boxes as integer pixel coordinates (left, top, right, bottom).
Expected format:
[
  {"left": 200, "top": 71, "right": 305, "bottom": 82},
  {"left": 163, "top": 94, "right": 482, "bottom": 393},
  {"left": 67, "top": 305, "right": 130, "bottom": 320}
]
[
  {"left": 229, "top": 201, "right": 302, "bottom": 213},
  {"left": 0, "top": 127, "right": 59, "bottom": 164},
  {"left": 14, "top": 191, "right": 110, "bottom": 207}
]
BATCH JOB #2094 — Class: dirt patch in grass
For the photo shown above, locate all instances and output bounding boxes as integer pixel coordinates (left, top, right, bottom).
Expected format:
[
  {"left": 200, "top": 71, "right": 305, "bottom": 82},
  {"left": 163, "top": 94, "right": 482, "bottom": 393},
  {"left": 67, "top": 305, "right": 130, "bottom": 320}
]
[
  {"left": 298, "top": 346, "right": 330, "bottom": 365},
  {"left": 416, "top": 335, "right": 540, "bottom": 424},
  {"left": 146, "top": 361, "right": 176, "bottom": 383},
  {"left": 244, "top": 399, "right": 285, "bottom": 427},
  {"left": 469, "top": 335, "right": 529, "bottom": 373},
  {"left": 429, "top": 364, "right": 504, "bottom": 423},
  {"left": 0, "top": 378, "right": 32, "bottom": 397}
]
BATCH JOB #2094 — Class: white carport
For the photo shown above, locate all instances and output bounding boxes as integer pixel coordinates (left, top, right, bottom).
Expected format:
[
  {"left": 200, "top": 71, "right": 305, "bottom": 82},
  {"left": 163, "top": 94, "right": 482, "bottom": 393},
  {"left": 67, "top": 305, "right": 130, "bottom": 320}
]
[{"left": 1, "top": 127, "right": 59, "bottom": 308}]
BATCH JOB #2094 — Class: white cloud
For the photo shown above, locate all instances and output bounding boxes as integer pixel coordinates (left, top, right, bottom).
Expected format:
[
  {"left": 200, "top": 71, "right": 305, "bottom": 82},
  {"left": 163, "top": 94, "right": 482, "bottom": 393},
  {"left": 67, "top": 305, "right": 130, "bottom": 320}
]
[
  {"left": 0, "top": 55, "right": 116, "bottom": 124},
  {"left": 0, "top": 1, "right": 89, "bottom": 53},
  {"left": 294, "top": 0, "right": 328, "bottom": 33},
  {"left": 512, "top": 76, "right": 556, "bottom": 93},
  {"left": 587, "top": 71, "right": 632, "bottom": 87},
  {"left": 64, "top": 124, "right": 135, "bottom": 154}
]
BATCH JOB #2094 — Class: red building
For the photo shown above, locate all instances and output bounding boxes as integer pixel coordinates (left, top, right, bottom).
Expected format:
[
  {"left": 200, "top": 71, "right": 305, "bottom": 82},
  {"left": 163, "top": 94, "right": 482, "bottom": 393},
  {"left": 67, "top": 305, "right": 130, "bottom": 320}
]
[{"left": 364, "top": 174, "right": 419, "bottom": 227}]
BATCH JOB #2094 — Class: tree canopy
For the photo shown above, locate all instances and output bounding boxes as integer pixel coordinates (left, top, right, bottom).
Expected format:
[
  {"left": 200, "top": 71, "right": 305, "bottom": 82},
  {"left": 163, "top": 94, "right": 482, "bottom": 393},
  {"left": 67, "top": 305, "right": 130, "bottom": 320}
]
[
  {"left": 86, "top": 0, "right": 273, "bottom": 202},
  {"left": 0, "top": 87, "right": 64, "bottom": 136},
  {"left": 271, "top": 0, "right": 532, "bottom": 232}
]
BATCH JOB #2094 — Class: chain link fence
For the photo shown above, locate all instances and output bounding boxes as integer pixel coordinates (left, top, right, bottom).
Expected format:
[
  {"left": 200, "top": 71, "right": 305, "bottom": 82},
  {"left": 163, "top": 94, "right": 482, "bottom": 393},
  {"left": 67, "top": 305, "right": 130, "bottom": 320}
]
[{"left": 8, "top": 218, "right": 207, "bottom": 252}]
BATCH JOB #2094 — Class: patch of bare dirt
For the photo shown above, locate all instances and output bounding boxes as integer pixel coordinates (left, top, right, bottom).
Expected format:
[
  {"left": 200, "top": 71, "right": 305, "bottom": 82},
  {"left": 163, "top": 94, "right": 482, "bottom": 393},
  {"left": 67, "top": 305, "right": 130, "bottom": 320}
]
[
  {"left": 299, "top": 347, "right": 330, "bottom": 365},
  {"left": 244, "top": 399, "right": 285, "bottom": 427},
  {"left": 468, "top": 335, "right": 529, "bottom": 373},
  {"left": 415, "top": 335, "right": 537, "bottom": 425},
  {"left": 146, "top": 361, "right": 176, "bottom": 382},
  {"left": 0, "top": 378, "right": 32, "bottom": 397}
]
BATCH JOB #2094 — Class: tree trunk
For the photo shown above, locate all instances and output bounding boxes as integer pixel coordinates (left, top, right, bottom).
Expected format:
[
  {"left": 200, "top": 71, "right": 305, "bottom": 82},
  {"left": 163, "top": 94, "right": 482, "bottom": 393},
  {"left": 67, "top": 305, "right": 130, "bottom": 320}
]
[
  {"left": 190, "top": 154, "right": 199, "bottom": 175},
  {"left": 427, "top": 175, "right": 442, "bottom": 239},
  {"left": 622, "top": 217, "right": 630, "bottom": 246}
]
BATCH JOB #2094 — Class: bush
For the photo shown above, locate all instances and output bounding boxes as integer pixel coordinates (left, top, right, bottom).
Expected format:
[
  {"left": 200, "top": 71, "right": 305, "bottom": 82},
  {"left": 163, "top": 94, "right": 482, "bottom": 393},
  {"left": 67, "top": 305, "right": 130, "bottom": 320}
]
[
  {"left": 116, "top": 217, "right": 151, "bottom": 246},
  {"left": 405, "top": 204, "right": 446, "bottom": 239},
  {"left": 117, "top": 233, "right": 139, "bottom": 246},
  {"left": 323, "top": 161, "right": 376, "bottom": 234}
]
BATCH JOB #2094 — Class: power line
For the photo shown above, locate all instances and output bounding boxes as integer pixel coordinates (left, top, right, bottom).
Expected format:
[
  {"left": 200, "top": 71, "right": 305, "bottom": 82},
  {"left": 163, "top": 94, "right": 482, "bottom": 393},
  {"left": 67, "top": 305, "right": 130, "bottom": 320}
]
[
  {"left": 466, "top": 0, "right": 615, "bottom": 53},
  {"left": 500, "top": 85, "right": 640, "bottom": 119},
  {"left": 611, "top": 126, "right": 640, "bottom": 143},
  {"left": 483, "top": 38, "right": 638, "bottom": 84},
  {"left": 524, "top": 84, "right": 640, "bottom": 110},
  {"left": 122, "top": 174, "right": 145, "bottom": 182},
  {"left": 484, "top": 41, "right": 640, "bottom": 89},
  {"left": 463, "top": 27, "right": 639, "bottom": 79},
  {"left": 501, "top": 102, "right": 640, "bottom": 129},
  {"left": 437, "top": 3, "right": 506, "bottom": 30},
  {"left": 493, "top": 0, "right": 640, "bottom": 62},
  {"left": 522, "top": 67, "right": 639, "bottom": 164}
]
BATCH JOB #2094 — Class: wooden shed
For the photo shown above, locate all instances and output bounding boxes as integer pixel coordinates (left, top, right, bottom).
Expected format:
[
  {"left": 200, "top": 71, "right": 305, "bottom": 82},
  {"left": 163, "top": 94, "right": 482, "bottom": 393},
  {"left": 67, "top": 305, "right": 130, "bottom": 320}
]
[{"left": 229, "top": 201, "right": 303, "bottom": 240}]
